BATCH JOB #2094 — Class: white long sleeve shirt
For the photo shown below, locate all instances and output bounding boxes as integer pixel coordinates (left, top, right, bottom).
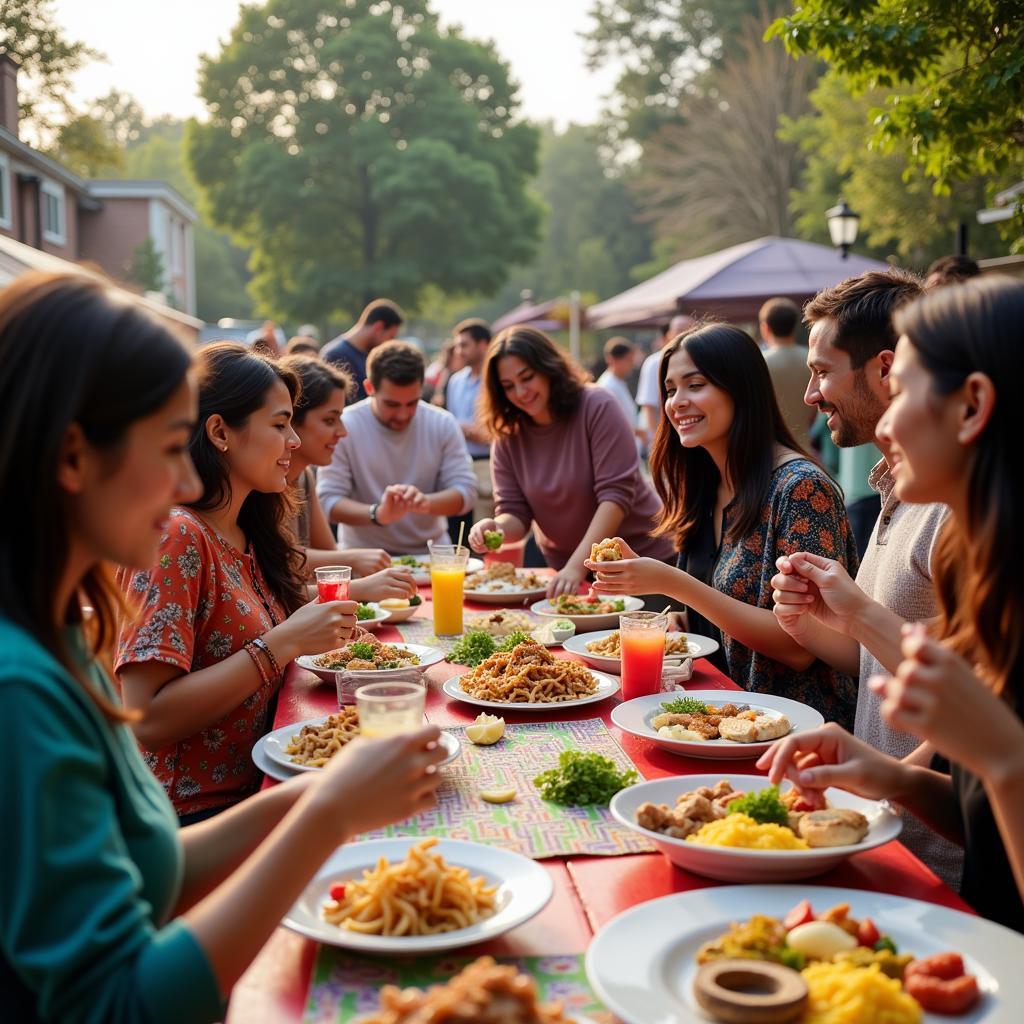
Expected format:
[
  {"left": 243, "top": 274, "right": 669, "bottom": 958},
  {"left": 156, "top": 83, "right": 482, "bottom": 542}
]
[{"left": 316, "top": 398, "right": 477, "bottom": 553}]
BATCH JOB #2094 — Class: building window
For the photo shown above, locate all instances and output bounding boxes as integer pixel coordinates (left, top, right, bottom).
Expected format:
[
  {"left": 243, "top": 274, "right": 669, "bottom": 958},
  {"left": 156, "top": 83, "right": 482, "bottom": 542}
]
[
  {"left": 0, "top": 153, "right": 10, "bottom": 229},
  {"left": 40, "top": 179, "right": 66, "bottom": 245}
]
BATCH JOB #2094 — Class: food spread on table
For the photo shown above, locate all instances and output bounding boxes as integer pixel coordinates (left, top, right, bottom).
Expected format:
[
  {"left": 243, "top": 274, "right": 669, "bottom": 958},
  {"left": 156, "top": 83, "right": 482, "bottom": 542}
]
[
  {"left": 464, "top": 609, "right": 534, "bottom": 636},
  {"left": 314, "top": 636, "right": 421, "bottom": 671},
  {"left": 651, "top": 696, "right": 793, "bottom": 743},
  {"left": 636, "top": 780, "right": 870, "bottom": 849},
  {"left": 549, "top": 594, "right": 626, "bottom": 615},
  {"left": 458, "top": 641, "right": 598, "bottom": 703},
  {"left": 284, "top": 708, "right": 361, "bottom": 767},
  {"left": 586, "top": 630, "right": 690, "bottom": 657},
  {"left": 464, "top": 562, "right": 545, "bottom": 593},
  {"left": 448, "top": 629, "right": 535, "bottom": 667}
]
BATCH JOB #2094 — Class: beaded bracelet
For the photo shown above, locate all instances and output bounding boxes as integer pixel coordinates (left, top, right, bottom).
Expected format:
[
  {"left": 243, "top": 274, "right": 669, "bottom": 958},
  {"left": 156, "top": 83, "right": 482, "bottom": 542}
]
[
  {"left": 243, "top": 639, "right": 272, "bottom": 687},
  {"left": 252, "top": 635, "right": 283, "bottom": 679}
]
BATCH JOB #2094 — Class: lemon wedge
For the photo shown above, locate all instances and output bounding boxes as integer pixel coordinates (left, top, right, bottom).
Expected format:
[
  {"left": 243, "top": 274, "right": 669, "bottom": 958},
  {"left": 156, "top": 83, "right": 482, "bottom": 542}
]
[
  {"left": 465, "top": 713, "right": 505, "bottom": 745},
  {"left": 480, "top": 787, "right": 517, "bottom": 804},
  {"left": 379, "top": 598, "right": 411, "bottom": 610}
]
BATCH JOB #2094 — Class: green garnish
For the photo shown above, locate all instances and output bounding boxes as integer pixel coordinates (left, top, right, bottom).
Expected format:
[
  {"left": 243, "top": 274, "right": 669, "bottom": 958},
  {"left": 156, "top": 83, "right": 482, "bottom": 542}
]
[
  {"left": 659, "top": 696, "right": 711, "bottom": 715},
  {"left": 497, "top": 630, "right": 534, "bottom": 652},
  {"left": 779, "top": 947, "right": 806, "bottom": 971},
  {"left": 727, "top": 785, "right": 790, "bottom": 826},
  {"left": 409, "top": 594, "right": 422, "bottom": 606},
  {"left": 393, "top": 555, "right": 421, "bottom": 567},
  {"left": 874, "top": 936, "right": 898, "bottom": 954},
  {"left": 448, "top": 630, "right": 497, "bottom": 667},
  {"left": 533, "top": 751, "right": 638, "bottom": 805},
  {"left": 356, "top": 603, "right": 377, "bottom": 621},
  {"left": 349, "top": 641, "right": 376, "bottom": 661},
  {"left": 483, "top": 530, "right": 503, "bottom": 550},
  {"left": 553, "top": 620, "right": 574, "bottom": 630}
]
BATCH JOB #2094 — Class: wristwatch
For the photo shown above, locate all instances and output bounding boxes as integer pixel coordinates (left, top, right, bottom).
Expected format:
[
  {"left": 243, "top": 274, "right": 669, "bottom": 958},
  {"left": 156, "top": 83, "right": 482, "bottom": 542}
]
[{"left": 369, "top": 502, "right": 380, "bottom": 525}]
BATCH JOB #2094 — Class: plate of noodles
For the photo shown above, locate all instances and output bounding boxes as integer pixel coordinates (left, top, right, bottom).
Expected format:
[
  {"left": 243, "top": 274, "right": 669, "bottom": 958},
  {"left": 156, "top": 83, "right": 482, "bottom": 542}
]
[
  {"left": 586, "top": 884, "right": 1022, "bottom": 1023},
  {"left": 530, "top": 595, "right": 645, "bottom": 631},
  {"left": 390, "top": 552, "right": 484, "bottom": 584},
  {"left": 563, "top": 628, "right": 719, "bottom": 672},
  {"left": 296, "top": 637, "right": 445, "bottom": 682},
  {"left": 283, "top": 836, "right": 554, "bottom": 953},
  {"left": 441, "top": 641, "right": 619, "bottom": 709},
  {"left": 463, "top": 563, "right": 549, "bottom": 604},
  {"left": 255, "top": 710, "right": 462, "bottom": 777}
]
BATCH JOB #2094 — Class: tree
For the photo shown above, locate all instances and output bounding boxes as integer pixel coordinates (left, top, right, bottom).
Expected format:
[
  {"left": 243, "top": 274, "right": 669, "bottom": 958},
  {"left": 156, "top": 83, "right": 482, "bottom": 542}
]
[
  {"left": 185, "top": 0, "right": 542, "bottom": 325},
  {"left": 630, "top": 15, "right": 817, "bottom": 256},
  {"left": 0, "top": 0, "right": 101, "bottom": 144},
  {"left": 127, "top": 235, "right": 165, "bottom": 295},
  {"left": 46, "top": 112, "right": 123, "bottom": 177}
]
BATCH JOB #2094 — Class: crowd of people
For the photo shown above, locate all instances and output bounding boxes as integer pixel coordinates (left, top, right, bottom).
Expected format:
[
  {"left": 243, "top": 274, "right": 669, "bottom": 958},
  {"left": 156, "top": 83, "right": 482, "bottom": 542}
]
[{"left": 1, "top": 247, "right": 1021, "bottom": 1021}]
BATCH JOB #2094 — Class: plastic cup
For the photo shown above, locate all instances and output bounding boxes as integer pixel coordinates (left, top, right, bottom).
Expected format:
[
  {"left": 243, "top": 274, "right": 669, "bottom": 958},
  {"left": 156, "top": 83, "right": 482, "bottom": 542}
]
[
  {"left": 428, "top": 541, "right": 469, "bottom": 636},
  {"left": 620, "top": 610, "right": 668, "bottom": 701},
  {"left": 355, "top": 681, "right": 426, "bottom": 738},
  {"left": 315, "top": 565, "right": 351, "bottom": 603}
]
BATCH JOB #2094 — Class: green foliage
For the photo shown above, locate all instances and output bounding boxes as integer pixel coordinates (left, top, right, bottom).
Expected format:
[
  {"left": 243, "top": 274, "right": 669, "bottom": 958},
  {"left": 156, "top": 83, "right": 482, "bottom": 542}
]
[
  {"left": 448, "top": 631, "right": 497, "bottom": 668},
  {"left": 768, "top": 1, "right": 1024, "bottom": 190},
  {"left": 127, "top": 236, "right": 165, "bottom": 295},
  {"left": 185, "top": 0, "right": 542, "bottom": 324},
  {"left": 496, "top": 630, "right": 534, "bottom": 652},
  {"left": 533, "top": 750, "right": 638, "bottom": 805},
  {"left": 727, "top": 784, "right": 790, "bottom": 826},
  {"left": 659, "top": 695, "right": 711, "bottom": 715},
  {"left": 47, "top": 113, "right": 123, "bottom": 177}
]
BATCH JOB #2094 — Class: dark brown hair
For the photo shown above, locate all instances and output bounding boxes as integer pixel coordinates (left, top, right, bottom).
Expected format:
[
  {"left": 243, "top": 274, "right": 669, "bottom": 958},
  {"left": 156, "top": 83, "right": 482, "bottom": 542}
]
[
  {"left": 188, "top": 344, "right": 305, "bottom": 615},
  {"left": 894, "top": 276, "right": 1024, "bottom": 702},
  {"left": 925, "top": 255, "right": 980, "bottom": 288},
  {"left": 282, "top": 355, "right": 353, "bottom": 425},
  {"left": 479, "top": 326, "right": 590, "bottom": 437},
  {"left": 453, "top": 318, "right": 492, "bottom": 344},
  {"left": 0, "top": 271, "right": 193, "bottom": 721},
  {"left": 366, "top": 340, "right": 425, "bottom": 388},
  {"left": 358, "top": 298, "right": 404, "bottom": 329},
  {"left": 649, "top": 321, "right": 810, "bottom": 550},
  {"left": 603, "top": 336, "right": 634, "bottom": 360},
  {"left": 804, "top": 268, "right": 923, "bottom": 368},
  {"left": 759, "top": 297, "right": 800, "bottom": 338}
]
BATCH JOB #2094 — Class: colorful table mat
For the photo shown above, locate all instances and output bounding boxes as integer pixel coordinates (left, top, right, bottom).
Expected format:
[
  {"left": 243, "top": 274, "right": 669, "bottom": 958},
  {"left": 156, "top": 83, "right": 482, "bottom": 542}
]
[
  {"left": 355, "top": 719, "right": 655, "bottom": 859},
  {"left": 303, "top": 951, "right": 612, "bottom": 1024},
  {"left": 393, "top": 611, "right": 548, "bottom": 654}
]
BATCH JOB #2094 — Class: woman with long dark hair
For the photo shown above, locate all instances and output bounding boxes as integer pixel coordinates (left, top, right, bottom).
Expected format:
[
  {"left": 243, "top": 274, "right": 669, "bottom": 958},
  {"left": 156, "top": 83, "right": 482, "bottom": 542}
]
[
  {"left": 0, "top": 273, "right": 442, "bottom": 1021},
  {"left": 468, "top": 326, "right": 673, "bottom": 597},
  {"left": 589, "top": 322, "right": 859, "bottom": 726},
  {"left": 116, "top": 344, "right": 359, "bottom": 823},
  {"left": 761, "top": 277, "right": 1024, "bottom": 931}
]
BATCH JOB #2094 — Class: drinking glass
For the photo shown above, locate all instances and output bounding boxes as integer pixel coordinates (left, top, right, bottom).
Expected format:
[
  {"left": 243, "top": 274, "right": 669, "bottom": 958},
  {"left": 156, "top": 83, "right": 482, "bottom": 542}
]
[
  {"left": 620, "top": 610, "right": 668, "bottom": 701},
  {"left": 315, "top": 565, "right": 351, "bottom": 603},
  {"left": 355, "top": 681, "right": 426, "bottom": 738},
  {"left": 428, "top": 541, "right": 469, "bottom": 636}
]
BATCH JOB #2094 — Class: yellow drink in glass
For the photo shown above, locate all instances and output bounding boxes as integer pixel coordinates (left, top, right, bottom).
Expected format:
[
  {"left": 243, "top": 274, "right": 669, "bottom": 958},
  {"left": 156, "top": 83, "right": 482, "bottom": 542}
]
[{"left": 428, "top": 540, "right": 470, "bottom": 637}]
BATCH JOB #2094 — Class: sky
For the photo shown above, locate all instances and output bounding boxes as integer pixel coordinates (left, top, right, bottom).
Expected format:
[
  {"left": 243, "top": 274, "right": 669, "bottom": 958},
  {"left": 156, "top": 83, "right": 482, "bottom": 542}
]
[{"left": 52, "top": 0, "right": 621, "bottom": 129}]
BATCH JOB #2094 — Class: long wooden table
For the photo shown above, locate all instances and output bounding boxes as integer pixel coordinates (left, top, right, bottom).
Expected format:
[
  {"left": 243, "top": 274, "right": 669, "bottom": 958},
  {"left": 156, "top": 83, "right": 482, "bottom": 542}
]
[{"left": 226, "top": 587, "right": 971, "bottom": 1023}]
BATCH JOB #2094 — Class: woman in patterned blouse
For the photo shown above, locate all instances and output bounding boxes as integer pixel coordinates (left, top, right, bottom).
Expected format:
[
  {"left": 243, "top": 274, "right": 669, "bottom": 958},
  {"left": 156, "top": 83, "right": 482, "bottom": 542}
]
[
  {"left": 589, "top": 322, "right": 859, "bottom": 728},
  {"left": 116, "top": 344, "right": 359, "bottom": 822}
]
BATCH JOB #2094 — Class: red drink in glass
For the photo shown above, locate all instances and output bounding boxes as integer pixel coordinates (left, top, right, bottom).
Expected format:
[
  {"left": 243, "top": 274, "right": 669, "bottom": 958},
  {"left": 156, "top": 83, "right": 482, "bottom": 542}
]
[
  {"left": 317, "top": 579, "right": 350, "bottom": 603},
  {"left": 620, "top": 628, "right": 666, "bottom": 700}
]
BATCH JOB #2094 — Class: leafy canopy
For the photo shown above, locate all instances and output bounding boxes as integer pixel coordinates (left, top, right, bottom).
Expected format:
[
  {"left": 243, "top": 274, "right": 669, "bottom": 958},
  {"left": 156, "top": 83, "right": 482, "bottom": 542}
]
[{"left": 185, "top": 0, "right": 541, "bottom": 323}]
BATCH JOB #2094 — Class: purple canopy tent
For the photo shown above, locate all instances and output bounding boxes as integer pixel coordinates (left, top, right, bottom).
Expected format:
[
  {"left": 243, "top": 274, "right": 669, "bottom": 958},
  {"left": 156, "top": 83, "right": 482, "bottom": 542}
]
[
  {"left": 491, "top": 295, "right": 588, "bottom": 334},
  {"left": 587, "top": 236, "right": 891, "bottom": 329}
]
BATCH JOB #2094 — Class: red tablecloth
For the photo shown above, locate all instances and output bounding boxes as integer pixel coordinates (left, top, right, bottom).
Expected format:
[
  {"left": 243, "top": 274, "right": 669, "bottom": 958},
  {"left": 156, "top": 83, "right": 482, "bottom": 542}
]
[{"left": 227, "top": 587, "right": 971, "bottom": 1023}]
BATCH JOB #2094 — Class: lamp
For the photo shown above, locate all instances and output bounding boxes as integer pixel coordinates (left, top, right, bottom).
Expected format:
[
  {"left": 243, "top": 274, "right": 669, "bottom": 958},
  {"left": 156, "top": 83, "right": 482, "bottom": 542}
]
[{"left": 826, "top": 199, "right": 860, "bottom": 259}]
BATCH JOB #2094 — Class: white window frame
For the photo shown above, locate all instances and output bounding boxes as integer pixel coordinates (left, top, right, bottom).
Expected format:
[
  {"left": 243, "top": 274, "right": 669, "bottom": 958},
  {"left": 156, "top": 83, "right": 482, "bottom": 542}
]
[
  {"left": 0, "top": 153, "right": 11, "bottom": 230},
  {"left": 40, "top": 178, "right": 66, "bottom": 245}
]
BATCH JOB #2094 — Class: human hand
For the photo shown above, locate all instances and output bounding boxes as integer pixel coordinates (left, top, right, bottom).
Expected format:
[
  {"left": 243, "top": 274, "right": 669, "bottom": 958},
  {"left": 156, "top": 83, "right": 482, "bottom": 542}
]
[
  {"left": 375, "top": 486, "right": 411, "bottom": 525},
  {"left": 271, "top": 597, "right": 358, "bottom": 660},
  {"left": 585, "top": 538, "right": 669, "bottom": 597},
  {"left": 756, "top": 722, "right": 902, "bottom": 806},
  {"left": 343, "top": 548, "right": 391, "bottom": 577},
  {"left": 547, "top": 563, "right": 589, "bottom": 600},
  {"left": 869, "top": 624, "right": 1024, "bottom": 779},
  {"left": 772, "top": 552, "right": 867, "bottom": 636},
  {"left": 468, "top": 518, "right": 500, "bottom": 554},
  {"left": 314, "top": 726, "right": 444, "bottom": 838},
  {"left": 351, "top": 567, "right": 417, "bottom": 603}
]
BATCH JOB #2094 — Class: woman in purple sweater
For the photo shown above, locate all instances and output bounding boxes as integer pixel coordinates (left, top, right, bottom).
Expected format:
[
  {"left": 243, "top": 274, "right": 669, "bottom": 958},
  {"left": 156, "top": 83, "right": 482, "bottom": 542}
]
[{"left": 467, "top": 327, "right": 674, "bottom": 597}]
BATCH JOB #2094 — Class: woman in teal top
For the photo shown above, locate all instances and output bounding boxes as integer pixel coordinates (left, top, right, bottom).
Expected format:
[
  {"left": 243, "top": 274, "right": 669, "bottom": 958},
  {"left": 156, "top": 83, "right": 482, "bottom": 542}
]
[{"left": 0, "top": 272, "right": 444, "bottom": 1022}]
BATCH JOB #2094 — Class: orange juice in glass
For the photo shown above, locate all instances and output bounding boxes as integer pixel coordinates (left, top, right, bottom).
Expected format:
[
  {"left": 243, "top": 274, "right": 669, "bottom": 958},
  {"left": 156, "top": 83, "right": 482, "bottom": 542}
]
[
  {"left": 428, "top": 541, "right": 469, "bottom": 636},
  {"left": 620, "top": 610, "right": 668, "bottom": 701}
]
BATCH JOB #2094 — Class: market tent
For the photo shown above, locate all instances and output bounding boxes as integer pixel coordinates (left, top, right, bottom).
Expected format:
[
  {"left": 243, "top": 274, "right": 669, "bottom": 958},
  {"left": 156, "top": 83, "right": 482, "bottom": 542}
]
[
  {"left": 587, "top": 236, "right": 891, "bottom": 329},
  {"left": 491, "top": 295, "right": 586, "bottom": 333}
]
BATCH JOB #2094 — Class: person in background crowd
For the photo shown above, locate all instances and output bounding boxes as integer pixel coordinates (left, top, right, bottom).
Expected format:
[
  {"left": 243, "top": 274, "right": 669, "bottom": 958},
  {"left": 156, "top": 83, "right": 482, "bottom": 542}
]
[
  {"left": 318, "top": 342, "right": 476, "bottom": 554},
  {"left": 769, "top": 268, "right": 963, "bottom": 889},
  {"left": 763, "top": 276, "right": 1024, "bottom": 933},
  {"left": 115, "top": 345, "right": 357, "bottom": 823},
  {"left": 280, "top": 355, "right": 416, "bottom": 601},
  {"left": 322, "top": 299, "right": 405, "bottom": 402},
  {"left": 428, "top": 339, "right": 465, "bottom": 407},
  {"left": 596, "top": 337, "right": 641, "bottom": 442},
  {"left": 588, "top": 322, "right": 858, "bottom": 728},
  {"left": 284, "top": 335, "right": 320, "bottom": 357},
  {"left": 444, "top": 318, "right": 495, "bottom": 542},
  {"left": 759, "top": 297, "right": 815, "bottom": 453},
  {"left": 0, "top": 271, "right": 443, "bottom": 1022},
  {"left": 925, "top": 254, "right": 981, "bottom": 290},
  {"left": 468, "top": 326, "right": 674, "bottom": 597}
]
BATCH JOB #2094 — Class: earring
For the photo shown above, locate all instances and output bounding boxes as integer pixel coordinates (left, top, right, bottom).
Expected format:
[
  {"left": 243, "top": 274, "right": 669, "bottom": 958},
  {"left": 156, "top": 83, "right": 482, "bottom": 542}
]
[{"left": 220, "top": 444, "right": 228, "bottom": 452}]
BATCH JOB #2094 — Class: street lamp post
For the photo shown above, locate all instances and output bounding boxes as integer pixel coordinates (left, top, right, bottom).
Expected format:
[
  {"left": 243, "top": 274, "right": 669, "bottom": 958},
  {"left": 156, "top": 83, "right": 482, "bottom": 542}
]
[{"left": 826, "top": 199, "right": 860, "bottom": 259}]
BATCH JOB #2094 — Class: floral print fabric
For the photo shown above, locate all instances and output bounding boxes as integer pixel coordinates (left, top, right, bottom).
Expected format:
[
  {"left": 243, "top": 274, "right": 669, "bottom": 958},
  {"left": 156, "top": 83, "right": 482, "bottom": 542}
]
[{"left": 115, "top": 507, "right": 287, "bottom": 816}]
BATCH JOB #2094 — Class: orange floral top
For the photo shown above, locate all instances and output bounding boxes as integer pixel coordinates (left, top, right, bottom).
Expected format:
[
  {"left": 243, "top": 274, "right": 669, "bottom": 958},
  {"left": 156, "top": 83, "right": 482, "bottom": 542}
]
[
  {"left": 679, "top": 459, "right": 859, "bottom": 729},
  {"left": 115, "top": 508, "right": 287, "bottom": 816}
]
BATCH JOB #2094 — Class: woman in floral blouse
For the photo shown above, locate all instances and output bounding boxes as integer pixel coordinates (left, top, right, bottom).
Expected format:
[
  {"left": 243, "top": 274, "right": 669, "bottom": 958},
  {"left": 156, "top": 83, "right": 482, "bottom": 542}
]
[
  {"left": 589, "top": 322, "right": 859, "bottom": 728},
  {"left": 116, "top": 344, "right": 358, "bottom": 823}
]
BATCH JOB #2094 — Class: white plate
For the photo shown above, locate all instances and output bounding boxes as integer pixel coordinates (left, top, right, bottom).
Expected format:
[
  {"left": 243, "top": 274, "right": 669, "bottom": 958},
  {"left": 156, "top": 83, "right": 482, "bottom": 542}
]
[
  {"left": 353, "top": 602, "right": 389, "bottom": 630},
  {"left": 464, "top": 569, "right": 550, "bottom": 606},
  {"left": 283, "top": 837, "right": 553, "bottom": 953},
  {"left": 378, "top": 602, "right": 422, "bottom": 623},
  {"left": 530, "top": 595, "right": 645, "bottom": 632},
  {"left": 563, "top": 629, "right": 719, "bottom": 672},
  {"left": 587, "top": 884, "right": 1022, "bottom": 1023},
  {"left": 441, "top": 669, "right": 620, "bottom": 710},
  {"left": 296, "top": 643, "right": 446, "bottom": 682},
  {"left": 610, "top": 774, "right": 902, "bottom": 882},
  {"left": 390, "top": 553, "right": 485, "bottom": 584},
  {"left": 257, "top": 717, "right": 462, "bottom": 776},
  {"left": 611, "top": 690, "right": 824, "bottom": 760}
]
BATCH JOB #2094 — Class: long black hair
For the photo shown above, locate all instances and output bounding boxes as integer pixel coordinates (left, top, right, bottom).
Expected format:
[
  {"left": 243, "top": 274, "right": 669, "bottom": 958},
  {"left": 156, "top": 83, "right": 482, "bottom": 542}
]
[
  {"left": 0, "top": 271, "right": 193, "bottom": 720},
  {"left": 188, "top": 344, "right": 305, "bottom": 614},
  {"left": 650, "top": 321, "right": 809, "bottom": 550}
]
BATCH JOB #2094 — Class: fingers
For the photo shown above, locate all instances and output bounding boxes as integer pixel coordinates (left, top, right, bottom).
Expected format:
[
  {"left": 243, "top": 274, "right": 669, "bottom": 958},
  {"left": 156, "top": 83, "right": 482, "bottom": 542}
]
[
  {"left": 771, "top": 569, "right": 809, "bottom": 595},
  {"left": 614, "top": 537, "right": 639, "bottom": 559},
  {"left": 775, "top": 555, "right": 796, "bottom": 575}
]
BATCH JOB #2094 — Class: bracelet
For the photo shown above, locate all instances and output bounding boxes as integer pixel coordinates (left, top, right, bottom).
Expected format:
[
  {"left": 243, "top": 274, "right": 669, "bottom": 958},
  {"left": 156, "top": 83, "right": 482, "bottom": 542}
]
[
  {"left": 243, "top": 640, "right": 271, "bottom": 687},
  {"left": 369, "top": 502, "right": 380, "bottom": 525},
  {"left": 252, "top": 636, "right": 283, "bottom": 679}
]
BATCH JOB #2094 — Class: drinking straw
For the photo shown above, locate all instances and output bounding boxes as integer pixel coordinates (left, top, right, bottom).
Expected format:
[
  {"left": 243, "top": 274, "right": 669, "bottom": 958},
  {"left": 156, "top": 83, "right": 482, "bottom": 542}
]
[
  {"left": 661, "top": 605, "right": 671, "bottom": 615},
  {"left": 457, "top": 521, "right": 466, "bottom": 554}
]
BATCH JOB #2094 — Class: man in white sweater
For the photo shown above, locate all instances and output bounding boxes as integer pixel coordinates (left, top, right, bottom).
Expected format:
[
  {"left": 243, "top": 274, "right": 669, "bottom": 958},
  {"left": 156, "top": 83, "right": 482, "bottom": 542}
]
[{"left": 317, "top": 341, "right": 477, "bottom": 553}]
